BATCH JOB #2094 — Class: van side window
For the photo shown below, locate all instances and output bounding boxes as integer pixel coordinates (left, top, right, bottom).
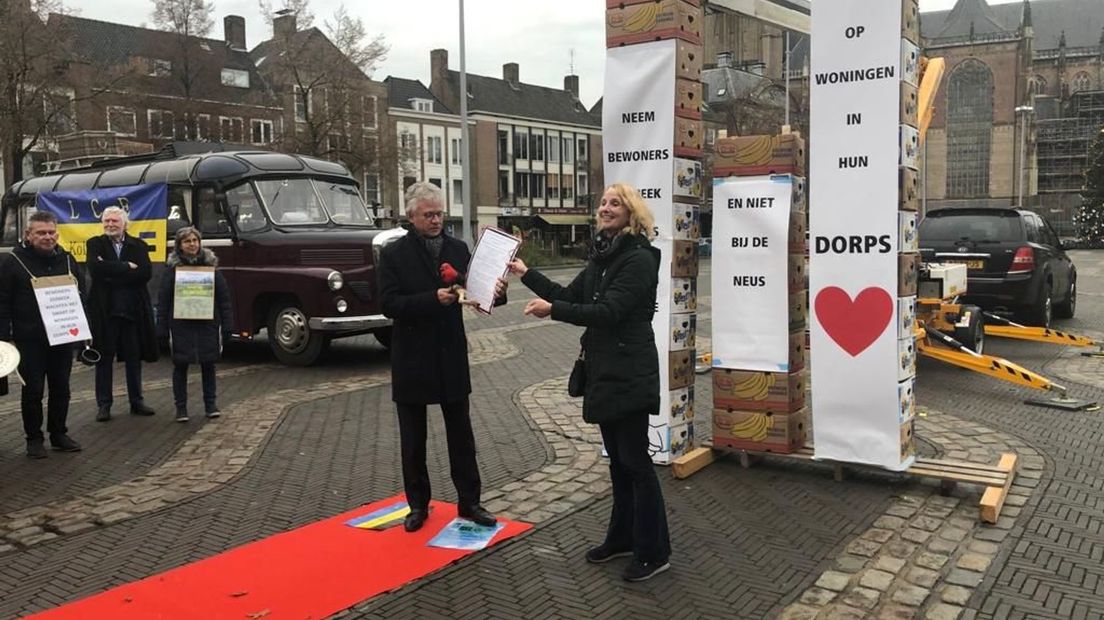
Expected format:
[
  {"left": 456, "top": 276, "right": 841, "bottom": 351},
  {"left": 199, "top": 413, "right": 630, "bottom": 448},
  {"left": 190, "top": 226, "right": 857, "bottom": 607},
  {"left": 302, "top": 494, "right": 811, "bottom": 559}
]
[
  {"left": 226, "top": 183, "right": 266, "bottom": 233},
  {"left": 2, "top": 204, "right": 35, "bottom": 246},
  {"left": 196, "top": 189, "right": 231, "bottom": 237},
  {"left": 166, "top": 187, "right": 191, "bottom": 237}
]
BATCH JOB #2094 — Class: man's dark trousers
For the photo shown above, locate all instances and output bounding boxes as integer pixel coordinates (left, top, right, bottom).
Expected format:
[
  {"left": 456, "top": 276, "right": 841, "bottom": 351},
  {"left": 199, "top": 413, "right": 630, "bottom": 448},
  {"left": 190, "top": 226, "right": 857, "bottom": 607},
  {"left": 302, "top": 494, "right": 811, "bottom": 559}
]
[
  {"left": 396, "top": 398, "right": 481, "bottom": 510},
  {"left": 95, "top": 318, "right": 143, "bottom": 407},
  {"left": 18, "top": 342, "right": 73, "bottom": 441}
]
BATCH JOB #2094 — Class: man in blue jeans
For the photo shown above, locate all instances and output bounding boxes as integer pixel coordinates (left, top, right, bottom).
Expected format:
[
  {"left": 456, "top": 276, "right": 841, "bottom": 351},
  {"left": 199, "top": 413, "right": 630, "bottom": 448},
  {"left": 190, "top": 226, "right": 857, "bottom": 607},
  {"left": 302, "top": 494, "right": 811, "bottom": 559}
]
[{"left": 86, "top": 207, "right": 159, "bottom": 421}]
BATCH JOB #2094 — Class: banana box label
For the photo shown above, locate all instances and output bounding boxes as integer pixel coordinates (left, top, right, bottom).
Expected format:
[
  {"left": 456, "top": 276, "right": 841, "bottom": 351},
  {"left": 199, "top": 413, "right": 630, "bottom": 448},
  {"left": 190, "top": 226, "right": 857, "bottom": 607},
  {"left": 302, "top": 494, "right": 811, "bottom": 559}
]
[
  {"left": 648, "top": 421, "right": 694, "bottom": 464},
  {"left": 669, "top": 348, "right": 694, "bottom": 389},
  {"left": 672, "top": 240, "right": 698, "bottom": 277},
  {"left": 898, "top": 295, "right": 916, "bottom": 338},
  {"left": 712, "top": 408, "right": 807, "bottom": 453},
  {"left": 670, "top": 312, "right": 696, "bottom": 351},
  {"left": 899, "top": 211, "right": 918, "bottom": 253},
  {"left": 898, "top": 252, "right": 920, "bottom": 297},
  {"left": 900, "top": 81, "right": 918, "bottom": 127},
  {"left": 671, "top": 277, "right": 697, "bottom": 312},
  {"left": 898, "top": 337, "right": 916, "bottom": 382},
  {"left": 712, "top": 369, "right": 805, "bottom": 412},
  {"left": 676, "top": 78, "right": 702, "bottom": 120},
  {"left": 669, "top": 386, "right": 694, "bottom": 425},
  {"left": 714, "top": 134, "right": 806, "bottom": 178},
  {"left": 791, "top": 175, "right": 808, "bottom": 212},
  {"left": 899, "top": 167, "right": 920, "bottom": 211},
  {"left": 606, "top": 0, "right": 703, "bottom": 48},
  {"left": 673, "top": 203, "right": 699, "bottom": 240},
  {"left": 901, "top": 38, "right": 920, "bottom": 86},
  {"left": 789, "top": 291, "right": 808, "bottom": 332},
  {"left": 898, "top": 377, "right": 915, "bottom": 423},
  {"left": 900, "top": 124, "right": 920, "bottom": 170},
  {"left": 674, "top": 158, "right": 703, "bottom": 199}
]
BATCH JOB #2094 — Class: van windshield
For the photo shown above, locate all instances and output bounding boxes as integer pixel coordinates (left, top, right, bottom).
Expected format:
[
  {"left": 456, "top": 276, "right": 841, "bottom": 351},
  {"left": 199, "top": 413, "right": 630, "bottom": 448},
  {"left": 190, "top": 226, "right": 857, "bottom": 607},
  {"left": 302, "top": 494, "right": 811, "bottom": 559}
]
[{"left": 255, "top": 178, "right": 374, "bottom": 227}]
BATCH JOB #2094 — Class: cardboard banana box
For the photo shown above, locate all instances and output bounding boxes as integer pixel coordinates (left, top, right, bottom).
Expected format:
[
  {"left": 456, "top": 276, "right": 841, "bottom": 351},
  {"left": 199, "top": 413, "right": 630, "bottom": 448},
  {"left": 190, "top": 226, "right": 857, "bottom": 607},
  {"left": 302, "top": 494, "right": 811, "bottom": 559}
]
[
  {"left": 789, "top": 291, "right": 808, "bottom": 332},
  {"left": 652, "top": 421, "right": 694, "bottom": 465},
  {"left": 902, "top": 0, "right": 919, "bottom": 44},
  {"left": 607, "top": 0, "right": 699, "bottom": 7},
  {"left": 676, "top": 39, "right": 702, "bottom": 81},
  {"left": 672, "top": 239, "right": 698, "bottom": 277},
  {"left": 900, "top": 211, "right": 918, "bottom": 253},
  {"left": 899, "top": 337, "right": 917, "bottom": 382},
  {"left": 900, "top": 124, "right": 920, "bottom": 170},
  {"left": 714, "top": 134, "right": 806, "bottom": 177},
  {"left": 671, "top": 277, "right": 697, "bottom": 312},
  {"left": 789, "top": 210, "right": 808, "bottom": 255},
  {"left": 676, "top": 78, "right": 702, "bottom": 120},
  {"left": 902, "top": 39, "right": 920, "bottom": 87},
  {"left": 900, "top": 418, "right": 916, "bottom": 462},
  {"left": 901, "top": 81, "right": 918, "bottom": 127},
  {"left": 669, "top": 385, "right": 694, "bottom": 425},
  {"left": 606, "top": 0, "right": 702, "bottom": 47},
  {"left": 789, "top": 253, "right": 807, "bottom": 293},
  {"left": 674, "top": 158, "right": 703, "bottom": 199},
  {"left": 712, "top": 408, "right": 807, "bottom": 454},
  {"left": 672, "top": 202, "right": 700, "bottom": 240},
  {"left": 898, "top": 295, "right": 916, "bottom": 339},
  {"left": 900, "top": 167, "right": 920, "bottom": 211},
  {"left": 675, "top": 117, "right": 703, "bottom": 157},
  {"left": 712, "top": 369, "right": 805, "bottom": 412},
  {"left": 899, "top": 252, "right": 920, "bottom": 296},
  {"left": 670, "top": 312, "right": 696, "bottom": 351},
  {"left": 669, "top": 348, "right": 694, "bottom": 389}
]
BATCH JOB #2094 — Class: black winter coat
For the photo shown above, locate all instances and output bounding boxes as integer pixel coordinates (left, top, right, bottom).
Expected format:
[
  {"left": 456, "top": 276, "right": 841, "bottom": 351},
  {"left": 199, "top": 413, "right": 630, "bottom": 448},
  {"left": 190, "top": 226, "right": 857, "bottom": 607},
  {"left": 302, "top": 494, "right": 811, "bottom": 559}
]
[
  {"left": 0, "top": 244, "right": 86, "bottom": 346},
  {"left": 86, "top": 234, "right": 159, "bottom": 362},
  {"left": 156, "top": 248, "right": 233, "bottom": 364},
  {"left": 379, "top": 229, "right": 505, "bottom": 404},
  {"left": 521, "top": 233, "right": 661, "bottom": 424}
]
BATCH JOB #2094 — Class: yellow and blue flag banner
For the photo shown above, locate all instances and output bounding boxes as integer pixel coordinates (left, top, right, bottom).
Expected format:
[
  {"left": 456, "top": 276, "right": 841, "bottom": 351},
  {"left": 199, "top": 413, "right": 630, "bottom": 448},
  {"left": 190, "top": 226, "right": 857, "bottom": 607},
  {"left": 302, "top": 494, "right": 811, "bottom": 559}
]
[
  {"left": 37, "top": 183, "right": 169, "bottom": 263},
  {"left": 344, "top": 501, "right": 412, "bottom": 531}
]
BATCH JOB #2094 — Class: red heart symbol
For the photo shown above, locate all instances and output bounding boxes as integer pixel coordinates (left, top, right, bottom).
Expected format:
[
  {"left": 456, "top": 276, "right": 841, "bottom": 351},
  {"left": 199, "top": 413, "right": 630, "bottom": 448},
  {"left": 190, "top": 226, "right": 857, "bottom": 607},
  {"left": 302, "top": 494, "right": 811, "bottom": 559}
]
[
  {"left": 814, "top": 286, "right": 893, "bottom": 357},
  {"left": 68, "top": 327, "right": 79, "bottom": 336}
]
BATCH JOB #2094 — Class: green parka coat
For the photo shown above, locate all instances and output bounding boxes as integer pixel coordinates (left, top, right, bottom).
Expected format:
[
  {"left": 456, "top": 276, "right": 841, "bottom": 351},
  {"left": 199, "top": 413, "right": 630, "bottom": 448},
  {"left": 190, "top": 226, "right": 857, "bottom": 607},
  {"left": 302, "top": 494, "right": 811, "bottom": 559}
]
[{"left": 522, "top": 233, "right": 661, "bottom": 424}]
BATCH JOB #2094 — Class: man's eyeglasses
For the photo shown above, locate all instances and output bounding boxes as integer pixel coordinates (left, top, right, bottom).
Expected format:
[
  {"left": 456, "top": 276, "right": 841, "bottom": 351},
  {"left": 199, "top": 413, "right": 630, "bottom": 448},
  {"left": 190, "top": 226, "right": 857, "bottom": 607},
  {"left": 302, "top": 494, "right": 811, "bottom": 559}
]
[{"left": 421, "top": 211, "right": 445, "bottom": 220}]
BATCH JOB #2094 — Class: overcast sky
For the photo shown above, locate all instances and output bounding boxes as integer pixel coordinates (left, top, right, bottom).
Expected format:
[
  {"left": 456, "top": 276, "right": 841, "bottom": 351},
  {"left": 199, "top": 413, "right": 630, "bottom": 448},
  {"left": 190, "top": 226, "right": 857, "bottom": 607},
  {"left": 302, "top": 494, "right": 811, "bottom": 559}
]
[{"left": 64, "top": 0, "right": 1021, "bottom": 108}]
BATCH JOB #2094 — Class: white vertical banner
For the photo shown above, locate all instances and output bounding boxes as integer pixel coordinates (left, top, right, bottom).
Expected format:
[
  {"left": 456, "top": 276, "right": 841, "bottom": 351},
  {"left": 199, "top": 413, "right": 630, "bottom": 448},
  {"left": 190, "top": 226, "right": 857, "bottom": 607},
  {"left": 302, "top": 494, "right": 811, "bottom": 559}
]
[
  {"left": 810, "top": 0, "right": 908, "bottom": 469},
  {"left": 602, "top": 39, "right": 676, "bottom": 237},
  {"left": 711, "top": 176, "right": 794, "bottom": 371}
]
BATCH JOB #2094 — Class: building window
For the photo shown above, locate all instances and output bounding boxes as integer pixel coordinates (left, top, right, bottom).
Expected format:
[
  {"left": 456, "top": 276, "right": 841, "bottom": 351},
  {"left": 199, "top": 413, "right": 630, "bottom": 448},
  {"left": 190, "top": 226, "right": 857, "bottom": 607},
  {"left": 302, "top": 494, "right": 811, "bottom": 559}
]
[
  {"left": 548, "top": 135, "right": 560, "bottom": 163},
  {"left": 498, "top": 170, "right": 510, "bottom": 201},
  {"left": 530, "top": 133, "right": 544, "bottom": 162},
  {"left": 547, "top": 173, "right": 559, "bottom": 199},
  {"left": 412, "top": 98, "right": 433, "bottom": 112},
  {"left": 148, "top": 109, "right": 175, "bottom": 138},
  {"left": 562, "top": 137, "right": 574, "bottom": 163},
  {"left": 514, "top": 130, "right": 529, "bottom": 160},
  {"left": 562, "top": 173, "right": 574, "bottom": 200},
  {"left": 946, "top": 59, "right": 993, "bottom": 199},
  {"left": 514, "top": 172, "right": 529, "bottom": 198},
  {"left": 328, "top": 133, "right": 349, "bottom": 153},
  {"left": 219, "top": 116, "right": 244, "bottom": 142},
  {"left": 107, "top": 106, "right": 136, "bottom": 136},
  {"left": 250, "top": 119, "right": 273, "bottom": 144},
  {"left": 1030, "top": 75, "right": 1047, "bottom": 97},
  {"left": 221, "top": 68, "right": 250, "bottom": 88},
  {"left": 403, "top": 176, "right": 417, "bottom": 192},
  {"left": 295, "top": 87, "right": 310, "bottom": 122},
  {"left": 363, "top": 95, "right": 377, "bottom": 128},
  {"left": 577, "top": 174, "right": 588, "bottom": 201},
  {"left": 195, "top": 114, "right": 211, "bottom": 140},
  {"left": 429, "top": 177, "right": 442, "bottom": 188},
  {"left": 363, "top": 174, "right": 380, "bottom": 206},
  {"left": 498, "top": 129, "right": 510, "bottom": 165},
  {"left": 149, "top": 58, "right": 172, "bottom": 77},
  {"left": 1072, "top": 72, "right": 1092, "bottom": 94},
  {"left": 451, "top": 137, "right": 461, "bottom": 165},
  {"left": 531, "top": 173, "right": 545, "bottom": 199},
  {"left": 577, "top": 138, "right": 587, "bottom": 160},
  {"left": 44, "top": 90, "right": 75, "bottom": 135},
  {"left": 426, "top": 136, "right": 442, "bottom": 164},
  {"left": 453, "top": 179, "right": 463, "bottom": 205}
]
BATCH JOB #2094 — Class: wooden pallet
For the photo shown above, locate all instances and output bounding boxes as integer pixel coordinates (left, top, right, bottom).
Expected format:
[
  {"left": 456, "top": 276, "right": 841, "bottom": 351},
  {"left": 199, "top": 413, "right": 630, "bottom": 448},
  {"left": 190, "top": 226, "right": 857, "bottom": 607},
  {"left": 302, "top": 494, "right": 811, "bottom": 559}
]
[{"left": 672, "top": 445, "right": 1017, "bottom": 524}]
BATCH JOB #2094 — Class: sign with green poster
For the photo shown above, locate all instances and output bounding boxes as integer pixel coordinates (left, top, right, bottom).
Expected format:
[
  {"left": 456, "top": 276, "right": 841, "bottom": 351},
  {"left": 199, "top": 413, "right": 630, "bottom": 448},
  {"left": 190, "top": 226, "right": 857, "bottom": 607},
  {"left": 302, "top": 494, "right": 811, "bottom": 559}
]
[{"left": 173, "top": 267, "right": 215, "bottom": 320}]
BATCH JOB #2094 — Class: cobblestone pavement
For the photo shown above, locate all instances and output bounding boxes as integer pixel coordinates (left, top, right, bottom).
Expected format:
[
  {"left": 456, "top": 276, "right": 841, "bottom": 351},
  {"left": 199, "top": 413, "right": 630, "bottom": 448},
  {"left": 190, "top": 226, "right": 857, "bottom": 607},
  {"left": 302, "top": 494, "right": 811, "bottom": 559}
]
[{"left": 3, "top": 255, "right": 1104, "bottom": 619}]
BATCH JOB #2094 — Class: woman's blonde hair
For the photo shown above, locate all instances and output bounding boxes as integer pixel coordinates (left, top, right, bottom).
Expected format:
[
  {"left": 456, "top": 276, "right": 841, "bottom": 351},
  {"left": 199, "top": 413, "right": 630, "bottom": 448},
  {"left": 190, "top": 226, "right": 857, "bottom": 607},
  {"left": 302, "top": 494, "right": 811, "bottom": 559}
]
[{"left": 605, "top": 183, "right": 656, "bottom": 240}]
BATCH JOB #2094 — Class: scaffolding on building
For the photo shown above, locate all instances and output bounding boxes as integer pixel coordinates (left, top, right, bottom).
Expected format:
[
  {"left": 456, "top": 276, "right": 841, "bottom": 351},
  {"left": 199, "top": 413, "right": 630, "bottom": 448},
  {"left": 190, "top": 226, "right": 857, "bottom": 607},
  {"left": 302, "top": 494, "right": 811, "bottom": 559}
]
[{"left": 1034, "top": 89, "right": 1104, "bottom": 235}]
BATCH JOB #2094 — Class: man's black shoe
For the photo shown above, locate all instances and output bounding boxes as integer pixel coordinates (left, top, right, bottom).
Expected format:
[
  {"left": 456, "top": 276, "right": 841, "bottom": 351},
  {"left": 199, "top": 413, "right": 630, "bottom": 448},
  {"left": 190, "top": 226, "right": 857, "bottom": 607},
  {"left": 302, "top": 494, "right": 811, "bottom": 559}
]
[
  {"left": 26, "top": 440, "right": 47, "bottom": 459},
  {"left": 457, "top": 504, "right": 497, "bottom": 527},
  {"left": 50, "top": 434, "right": 82, "bottom": 452},
  {"left": 403, "top": 509, "right": 429, "bottom": 533},
  {"left": 585, "top": 544, "right": 633, "bottom": 564},
  {"left": 622, "top": 558, "right": 671, "bottom": 582},
  {"left": 130, "top": 402, "right": 156, "bottom": 416},
  {"left": 95, "top": 406, "right": 111, "bottom": 422}
]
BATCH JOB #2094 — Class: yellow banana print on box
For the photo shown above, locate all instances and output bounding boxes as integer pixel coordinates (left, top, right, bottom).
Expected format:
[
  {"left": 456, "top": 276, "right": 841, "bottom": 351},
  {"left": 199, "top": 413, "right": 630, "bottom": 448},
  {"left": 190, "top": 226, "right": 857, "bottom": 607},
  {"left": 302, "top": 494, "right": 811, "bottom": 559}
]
[
  {"left": 733, "top": 372, "right": 775, "bottom": 401},
  {"left": 728, "top": 412, "right": 775, "bottom": 442}
]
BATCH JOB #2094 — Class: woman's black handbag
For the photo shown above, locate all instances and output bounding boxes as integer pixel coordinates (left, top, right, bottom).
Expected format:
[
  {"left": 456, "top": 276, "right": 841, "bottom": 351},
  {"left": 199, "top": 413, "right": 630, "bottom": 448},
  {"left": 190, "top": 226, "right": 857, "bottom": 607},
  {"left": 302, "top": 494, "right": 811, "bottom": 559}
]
[{"left": 568, "top": 349, "right": 586, "bottom": 397}]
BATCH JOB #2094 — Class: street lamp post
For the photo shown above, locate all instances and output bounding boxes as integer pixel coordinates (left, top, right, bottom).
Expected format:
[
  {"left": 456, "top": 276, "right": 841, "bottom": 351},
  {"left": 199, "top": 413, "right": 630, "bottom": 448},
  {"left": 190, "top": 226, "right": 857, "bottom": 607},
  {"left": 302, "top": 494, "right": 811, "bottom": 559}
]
[
  {"left": 1015, "top": 105, "right": 1034, "bottom": 208},
  {"left": 459, "top": 0, "right": 472, "bottom": 244}
]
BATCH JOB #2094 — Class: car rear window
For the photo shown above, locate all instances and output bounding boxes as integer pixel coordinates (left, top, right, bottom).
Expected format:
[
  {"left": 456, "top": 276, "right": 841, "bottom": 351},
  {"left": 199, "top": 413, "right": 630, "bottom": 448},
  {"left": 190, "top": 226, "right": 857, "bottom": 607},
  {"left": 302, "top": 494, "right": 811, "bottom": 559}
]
[{"left": 919, "top": 213, "right": 1023, "bottom": 243}]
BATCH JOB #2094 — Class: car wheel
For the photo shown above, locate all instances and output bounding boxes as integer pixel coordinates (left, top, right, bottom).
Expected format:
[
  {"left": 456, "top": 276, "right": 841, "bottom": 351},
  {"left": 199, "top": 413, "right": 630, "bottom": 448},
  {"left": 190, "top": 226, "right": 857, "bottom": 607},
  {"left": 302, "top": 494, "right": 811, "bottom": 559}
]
[
  {"left": 1025, "top": 284, "right": 1053, "bottom": 328},
  {"left": 373, "top": 326, "right": 393, "bottom": 349},
  {"left": 1054, "top": 276, "right": 1076, "bottom": 319},
  {"left": 953, "top": 305, "right": 985, "bottom": 355},
  {"left": 267, "top": 303, "right": 329, "bottom": 366}
]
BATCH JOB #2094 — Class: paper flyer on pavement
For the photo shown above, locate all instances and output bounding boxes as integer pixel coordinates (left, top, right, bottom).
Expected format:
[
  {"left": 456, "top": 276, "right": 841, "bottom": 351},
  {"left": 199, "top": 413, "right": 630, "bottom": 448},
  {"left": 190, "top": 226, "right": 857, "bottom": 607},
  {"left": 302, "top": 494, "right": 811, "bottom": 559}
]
[{"left": 426, "top": 518, "right": 506, "bottom": 551}]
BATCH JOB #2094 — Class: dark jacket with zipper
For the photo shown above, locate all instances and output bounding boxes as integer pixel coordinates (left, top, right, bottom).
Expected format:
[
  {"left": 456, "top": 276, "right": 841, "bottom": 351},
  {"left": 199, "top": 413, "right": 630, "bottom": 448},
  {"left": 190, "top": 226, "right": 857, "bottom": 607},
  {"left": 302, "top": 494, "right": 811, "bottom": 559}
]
[
  {"left": 86, "top": 233, "right": 159, "bottom": 362},
  {"left": 0, "top": 244, "right": 86, "bottom": 346},
  {"left": 379, "top": 229, "right": 507, "bottom": 404},
  {"left": 521, "top": 233, "right": 661, "bottom": 424},
  {"left": 156, "top": 248, "right": 233, "bottom": 364}
]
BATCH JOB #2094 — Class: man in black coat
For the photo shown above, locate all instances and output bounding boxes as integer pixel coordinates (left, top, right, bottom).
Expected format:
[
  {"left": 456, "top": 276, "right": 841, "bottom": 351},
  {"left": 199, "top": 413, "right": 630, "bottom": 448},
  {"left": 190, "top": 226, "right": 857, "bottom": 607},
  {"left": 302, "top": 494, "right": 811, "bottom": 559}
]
[
  {"left": 86, "top": 206, "right": 159, "bottom": 421},
  {"left": 0, "top": 211, "right": 85, "bottom": 458},
  {"left": 378, "top": 182, "right": 508, "bottom": 533}
]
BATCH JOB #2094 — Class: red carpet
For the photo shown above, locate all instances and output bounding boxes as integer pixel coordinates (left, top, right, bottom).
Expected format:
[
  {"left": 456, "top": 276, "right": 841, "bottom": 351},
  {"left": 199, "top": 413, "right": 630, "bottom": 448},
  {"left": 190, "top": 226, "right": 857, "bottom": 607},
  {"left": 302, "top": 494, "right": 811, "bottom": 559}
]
[{"left": 29, "top": 497, "right": 531, "bottom": 620}]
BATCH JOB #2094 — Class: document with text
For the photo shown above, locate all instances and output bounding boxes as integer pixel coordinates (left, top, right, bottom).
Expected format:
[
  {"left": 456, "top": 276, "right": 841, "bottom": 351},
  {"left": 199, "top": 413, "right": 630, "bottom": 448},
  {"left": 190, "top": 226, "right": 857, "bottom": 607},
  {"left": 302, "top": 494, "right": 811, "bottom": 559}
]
[{"left": 465, "top": 228, "right": 521, "bottom": 314}]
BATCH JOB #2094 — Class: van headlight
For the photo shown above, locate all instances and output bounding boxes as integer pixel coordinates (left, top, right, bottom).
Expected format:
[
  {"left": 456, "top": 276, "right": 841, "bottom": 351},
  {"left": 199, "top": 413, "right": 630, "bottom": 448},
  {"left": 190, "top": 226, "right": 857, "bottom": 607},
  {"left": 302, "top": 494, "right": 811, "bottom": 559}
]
[{"left": 327, "top": 270, "right": 344, "bottom": 291}]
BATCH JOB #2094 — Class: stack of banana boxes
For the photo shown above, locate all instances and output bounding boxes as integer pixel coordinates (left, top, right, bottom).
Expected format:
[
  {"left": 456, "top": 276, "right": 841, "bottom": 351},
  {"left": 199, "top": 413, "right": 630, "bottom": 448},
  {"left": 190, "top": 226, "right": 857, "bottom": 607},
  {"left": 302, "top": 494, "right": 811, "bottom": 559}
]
[
  {"left": 607, "top": 0, "right": 704, "bottom": 464},
  {"left": 710, "top": 134, "right": 808, "bottom": 454},
  {"left": 896, "top": 0, "right": 921, "bottom": 463}
]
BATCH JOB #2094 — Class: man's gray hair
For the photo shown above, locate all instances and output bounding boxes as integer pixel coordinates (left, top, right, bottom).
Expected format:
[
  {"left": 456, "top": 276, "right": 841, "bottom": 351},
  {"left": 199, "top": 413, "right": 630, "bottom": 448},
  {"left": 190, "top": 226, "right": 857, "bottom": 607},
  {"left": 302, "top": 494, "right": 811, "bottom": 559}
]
[
  {"left": 101, "top": 206, "right": 129, "bottom": 225},
  {"left": 404, "top": 182, "right": 444, "bottom": 218},
  {"left": 25, "top": 210, "right": 58, "bottom": 232}
]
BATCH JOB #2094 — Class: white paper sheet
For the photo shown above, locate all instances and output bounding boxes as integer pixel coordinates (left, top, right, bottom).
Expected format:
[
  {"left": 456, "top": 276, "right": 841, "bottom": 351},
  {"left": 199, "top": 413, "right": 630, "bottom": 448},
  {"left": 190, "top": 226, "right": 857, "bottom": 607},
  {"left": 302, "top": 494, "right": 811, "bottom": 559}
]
[{"left": 465, "top": 228, "right": 521, "bottom": 314}]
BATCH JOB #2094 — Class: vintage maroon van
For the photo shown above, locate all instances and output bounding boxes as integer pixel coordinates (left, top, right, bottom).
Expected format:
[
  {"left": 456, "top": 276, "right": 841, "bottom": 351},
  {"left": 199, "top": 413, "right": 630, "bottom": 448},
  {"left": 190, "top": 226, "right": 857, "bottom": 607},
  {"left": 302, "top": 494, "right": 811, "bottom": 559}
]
[{"left": 1, "top": 147, "right": 402, "bottom": 365}]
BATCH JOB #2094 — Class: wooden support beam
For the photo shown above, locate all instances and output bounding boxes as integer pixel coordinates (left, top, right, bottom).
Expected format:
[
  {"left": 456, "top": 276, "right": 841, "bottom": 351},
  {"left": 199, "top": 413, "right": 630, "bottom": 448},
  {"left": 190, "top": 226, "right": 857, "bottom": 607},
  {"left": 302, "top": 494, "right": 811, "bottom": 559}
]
[
  {"left": 979, "top": 453, "right": 1018, "bottom": 524},
  {"left": 672, "top": 447, "right": 715, "bottom": 479}
]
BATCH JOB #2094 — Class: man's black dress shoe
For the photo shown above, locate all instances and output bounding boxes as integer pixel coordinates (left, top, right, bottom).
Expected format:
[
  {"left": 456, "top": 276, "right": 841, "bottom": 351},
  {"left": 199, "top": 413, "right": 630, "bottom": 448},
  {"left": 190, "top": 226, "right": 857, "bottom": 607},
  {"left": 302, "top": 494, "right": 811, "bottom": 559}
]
[
  {"left": 404, "top": 509, "right": 429, "bottom": 532},
  {"left": 457, "top": 504, "right": 497, "bottom": 527},
  {"left": 130, "top": 402, "right": 156, "bottom": 416}
]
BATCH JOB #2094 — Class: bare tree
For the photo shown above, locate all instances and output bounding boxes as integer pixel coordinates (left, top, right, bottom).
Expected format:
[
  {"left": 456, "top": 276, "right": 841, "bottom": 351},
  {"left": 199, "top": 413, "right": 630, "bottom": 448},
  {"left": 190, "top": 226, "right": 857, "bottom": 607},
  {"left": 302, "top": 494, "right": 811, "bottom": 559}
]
[
  {"left": 257, "top": 0, "right": 314, "bottom": 29},
  {"left": 325, "top": 5, "right": 387, "bottom": 77},
  {"left": 150, "top": 0, "right": 214, "bottom": 139}
]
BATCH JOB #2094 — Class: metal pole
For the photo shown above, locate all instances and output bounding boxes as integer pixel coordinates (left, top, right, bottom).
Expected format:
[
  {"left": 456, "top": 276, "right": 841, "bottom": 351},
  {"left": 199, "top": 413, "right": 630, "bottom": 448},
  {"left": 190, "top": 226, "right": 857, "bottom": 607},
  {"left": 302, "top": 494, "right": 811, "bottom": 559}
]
[
  {"left": 784, "top": 31, "right": 790, "bottom": 128},
  {"left": 459, "top": 0, "right": 472, "bottom": 244},
  {"left": 1018, "top": 111, "right": 1025, "bottom": 207}
]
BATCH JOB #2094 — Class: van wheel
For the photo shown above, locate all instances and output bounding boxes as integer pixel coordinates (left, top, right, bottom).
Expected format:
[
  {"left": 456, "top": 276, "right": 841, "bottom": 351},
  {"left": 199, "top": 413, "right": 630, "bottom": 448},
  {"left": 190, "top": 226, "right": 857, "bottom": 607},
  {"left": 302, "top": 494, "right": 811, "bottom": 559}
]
[
  {"left": 373, "top": 327, "right": 393, "bottom": 349},
  {"left": 953, "top": 305, "right": 985, "bottom": 354},
  {"left": 267, "top": 303, "right": 328, "bottom": 366},
  {"left": 1024, "top": 285, "right": 1052, "bottom": 328}
]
